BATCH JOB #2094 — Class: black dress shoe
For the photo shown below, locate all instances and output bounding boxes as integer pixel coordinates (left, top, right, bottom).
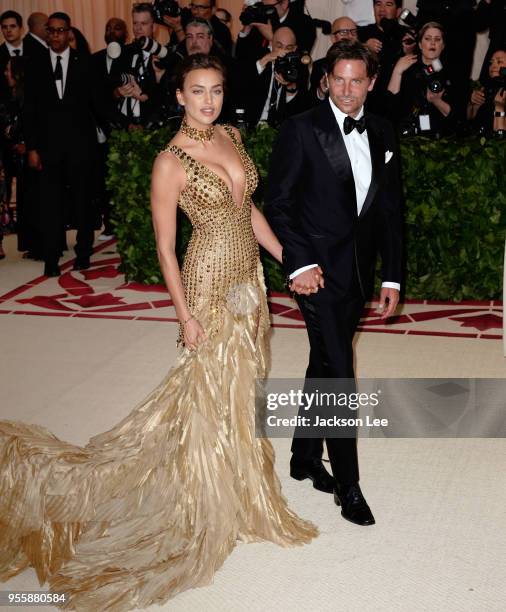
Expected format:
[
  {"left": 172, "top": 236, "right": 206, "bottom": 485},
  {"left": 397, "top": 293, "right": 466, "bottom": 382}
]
[
  {"left": 290, "top": 459, "right": 335, "bottom": 494},
  {"left": 73, "top": 257, "right": 90, "bottom": 271},
  {"left": 44, "top": 262, "right": 60, "bottom": 277},
  {"left": 334, "top": 482, "right": 375, "bottom": 526}
]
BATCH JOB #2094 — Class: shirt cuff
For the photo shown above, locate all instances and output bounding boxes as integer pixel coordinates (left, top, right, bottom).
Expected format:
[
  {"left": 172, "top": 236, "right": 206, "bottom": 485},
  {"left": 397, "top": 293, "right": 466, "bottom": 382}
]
[
  {"left": 289, "top": 264, "right": 318, "bottom": 280},
  {"left": 381, "top": 282, "right": 401, "bottom": 291},
  {"left": 238, "top": 30, "right": 249, "bottom": 38},
  {"left": 256, "top": 60, "right": 265, "bottom": 75}
]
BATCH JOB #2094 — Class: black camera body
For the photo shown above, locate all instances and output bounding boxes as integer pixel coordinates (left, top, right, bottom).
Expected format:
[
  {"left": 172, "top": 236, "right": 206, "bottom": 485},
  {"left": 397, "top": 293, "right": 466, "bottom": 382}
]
[
  {"left": 274, "top": 51, "right": 310, "bottom": 84},
  {"left": 240, "top": 3, "right": 279, "bottom": 27},
  {"left": 423, "top": 63, "right": 444, "bottom": 94},
  {"left": 152, "top": 0, "right": 181, "bottom": 24}
]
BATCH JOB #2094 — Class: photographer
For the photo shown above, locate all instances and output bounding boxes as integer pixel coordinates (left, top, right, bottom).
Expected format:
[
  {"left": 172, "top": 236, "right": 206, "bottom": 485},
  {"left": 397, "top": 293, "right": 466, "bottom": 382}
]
[
  {"left": 385, "top": 22, "right": 457, "bottom": 136},
  {"left": 188, "top": 1, "right": 232, "bottom": 56},
  {"left": 238, "top": 26, "right": 310, "bottom": 127},
  {"left": 475, "top": 0, "right": 506, "bottom": 82},
  {"left": 236, "top": 0, "right": 316, "bottom": 63},
  {"left": 114, "top": 3, "right": 167, "bottom": 127},
  {"left": 468, "top": 48, "right": 506, "bottom": 134},
  {"left": 358, "top": 0, "right": 406, "bottom": 112}
]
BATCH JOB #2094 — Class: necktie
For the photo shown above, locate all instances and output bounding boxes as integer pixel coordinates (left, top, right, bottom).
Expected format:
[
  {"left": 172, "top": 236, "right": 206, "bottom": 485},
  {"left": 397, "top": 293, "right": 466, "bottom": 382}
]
[
  {"left": 54, "top": 55, "right": 63, "bottom": 82},
  {"left": 343, "top": 114, "right": 366, "bottom": 135},
  {"left": 13, "top": 49, "right": 21, "bottom": 56}
]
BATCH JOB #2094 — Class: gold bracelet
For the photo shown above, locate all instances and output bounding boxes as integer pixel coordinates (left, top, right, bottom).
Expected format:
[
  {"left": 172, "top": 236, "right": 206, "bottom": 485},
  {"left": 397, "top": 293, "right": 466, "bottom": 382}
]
[{"left": 182, "top": 314, "right": 194, "bottom": 327}]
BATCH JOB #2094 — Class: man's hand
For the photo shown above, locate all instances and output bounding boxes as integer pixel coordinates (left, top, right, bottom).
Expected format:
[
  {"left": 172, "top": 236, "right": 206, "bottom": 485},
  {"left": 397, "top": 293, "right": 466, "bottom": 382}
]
[
  {"left": 290, "top": 266, "right": 324, "bottom": 295},
  {"left": 27, "top": 149, "right": 42, "bottom": 171},
  {"left": 162, "top": 14, "right": 184, "bottom": 41},
  {"left": 365, "top": 38, "right": 382, "bottom": 54},
  {"left": 251, "top": 20, "right": 274, "bottom": 42},
  {"left": 376, "top": 287, "right": 399, "bottom": 319},
  {"left": 259, "top": 46, "right": 286, "bottom": 70},
  {"left": 274, "top": 71, "right": 290, "bottom": 87}
]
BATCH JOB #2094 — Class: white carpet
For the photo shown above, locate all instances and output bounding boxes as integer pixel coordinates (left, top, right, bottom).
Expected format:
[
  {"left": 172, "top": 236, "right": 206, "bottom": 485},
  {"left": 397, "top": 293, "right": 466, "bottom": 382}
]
[{"left": 0, "top": 234, "right": 505, "bottom": 612}]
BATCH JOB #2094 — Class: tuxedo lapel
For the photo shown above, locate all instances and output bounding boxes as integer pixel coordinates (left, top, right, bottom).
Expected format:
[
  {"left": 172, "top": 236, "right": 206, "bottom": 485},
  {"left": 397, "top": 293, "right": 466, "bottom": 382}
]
[
  {"left": 312, "top": 102, "right": 357, "bottom": 213},
  {"left": 359, "top": 114, "right": 385, "bottom": 219},
  {"left": 63, "top": 51, "right": 80, "bottom": 100}
]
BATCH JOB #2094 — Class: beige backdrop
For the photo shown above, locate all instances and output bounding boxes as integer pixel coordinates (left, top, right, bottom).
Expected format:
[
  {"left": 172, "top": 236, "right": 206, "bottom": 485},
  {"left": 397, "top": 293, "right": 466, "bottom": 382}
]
[{"left": 0, "top": 0, "right": 242, "bottom": 52}]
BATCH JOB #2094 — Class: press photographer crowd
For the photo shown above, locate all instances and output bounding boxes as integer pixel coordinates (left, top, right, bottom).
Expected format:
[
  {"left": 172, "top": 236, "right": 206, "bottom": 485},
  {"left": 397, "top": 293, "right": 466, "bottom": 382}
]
[{"left": 0, "top": 0, "right": 504, "bottom": 272}]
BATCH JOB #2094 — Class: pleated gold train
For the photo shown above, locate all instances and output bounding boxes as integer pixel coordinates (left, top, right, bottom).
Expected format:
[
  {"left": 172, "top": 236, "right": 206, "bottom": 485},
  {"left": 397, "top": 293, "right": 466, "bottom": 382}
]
[{"left": 0, "top": 126, "right": 318, "bottom": 611}]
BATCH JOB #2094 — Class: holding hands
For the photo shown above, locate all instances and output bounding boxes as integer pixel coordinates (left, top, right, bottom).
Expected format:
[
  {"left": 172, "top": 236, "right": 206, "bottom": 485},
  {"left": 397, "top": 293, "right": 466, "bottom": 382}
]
[{"left": 290, "top": 266, "right": 325, "bottom": 295}]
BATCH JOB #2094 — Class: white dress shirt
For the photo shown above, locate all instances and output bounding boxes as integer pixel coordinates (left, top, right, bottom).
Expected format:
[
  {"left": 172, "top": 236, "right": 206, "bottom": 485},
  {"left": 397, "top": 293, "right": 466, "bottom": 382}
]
[
  {"left": 49, "top": 46, "right": 70, "bottom": 99},
  {"left": 290, "top": 99, "right": 400, "bottom": 291},
  {"left": 6, "top": 41, "right": 23, "bottom": 56}
]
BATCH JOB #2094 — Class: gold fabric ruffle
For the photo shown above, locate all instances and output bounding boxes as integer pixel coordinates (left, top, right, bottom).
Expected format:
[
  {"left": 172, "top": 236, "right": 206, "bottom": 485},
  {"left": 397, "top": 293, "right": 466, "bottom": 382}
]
[{"left": 0, "top": 266, "right": 318, "bottom": 611}]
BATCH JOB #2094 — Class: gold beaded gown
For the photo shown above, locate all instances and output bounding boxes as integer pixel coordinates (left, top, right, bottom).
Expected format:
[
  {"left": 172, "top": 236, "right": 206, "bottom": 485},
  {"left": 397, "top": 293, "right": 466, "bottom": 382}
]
[{"left": 0, "top": 126, "right": 318, "bottom": 611}]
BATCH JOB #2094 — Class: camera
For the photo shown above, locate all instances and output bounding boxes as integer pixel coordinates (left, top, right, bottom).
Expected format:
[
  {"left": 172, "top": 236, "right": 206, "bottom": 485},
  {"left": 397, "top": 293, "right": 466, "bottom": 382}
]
[
  {"left": 135, "top": 36, "right": 168, "bottom": 59},
  {"left": 423, "top": 59, "right": 444, "bottom": 93},
  {"left": 152, "top": 0, "right": 181, "bottom": 23},
  {"left": 274, "top": 51, "right": 311, "bottom": 84},
  {"left": 240, "top": 2, "right": 279, "bottom": 27}
]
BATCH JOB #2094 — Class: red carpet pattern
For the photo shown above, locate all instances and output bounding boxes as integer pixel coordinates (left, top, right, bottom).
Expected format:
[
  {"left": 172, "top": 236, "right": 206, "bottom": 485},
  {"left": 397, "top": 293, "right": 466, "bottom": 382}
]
[{"left": 0, "top": 240, "right": 502, "bottom": 340}]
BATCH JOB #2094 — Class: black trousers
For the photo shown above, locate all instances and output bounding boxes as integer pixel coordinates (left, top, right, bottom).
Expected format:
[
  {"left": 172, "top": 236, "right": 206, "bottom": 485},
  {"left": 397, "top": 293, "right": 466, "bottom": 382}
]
[
  {"left": 291, "top": 282, "right": 365, "bottom": 485},
  {"left": 39, "top": 154, "right": 94, "bottom": 265}
]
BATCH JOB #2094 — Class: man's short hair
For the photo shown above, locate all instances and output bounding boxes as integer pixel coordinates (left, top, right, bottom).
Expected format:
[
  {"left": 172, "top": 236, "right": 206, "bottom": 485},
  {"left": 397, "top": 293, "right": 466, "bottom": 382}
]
[
  {"left": 325, "top": 40, "right": 379, "bottom": 79},
  {"left": 373, "top": 0, "right": 402, "bottom": 7},
  {"left": 132, "top": 2, "right": 155, "bottom": 18},
  {"left": 48, "top": 12, "right": 71, "bottom": 28},
  {"left": 0, "top": 10, "right": 23, "bottom": 27},
  {"left": 185, "top": 18, "right": 214, "bottom": 36}
]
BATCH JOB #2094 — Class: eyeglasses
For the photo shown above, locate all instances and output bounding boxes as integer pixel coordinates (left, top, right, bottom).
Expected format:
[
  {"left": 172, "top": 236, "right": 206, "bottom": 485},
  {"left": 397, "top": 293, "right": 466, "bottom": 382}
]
[
  {"left": 189, "top": 3, "right": 212, "bottom": 9},
  {"left": 47, "top": 26, "right": 69, "bottom": 35},
  {"left": 332, "top": 28, "right": 358, "bottom": 37}
]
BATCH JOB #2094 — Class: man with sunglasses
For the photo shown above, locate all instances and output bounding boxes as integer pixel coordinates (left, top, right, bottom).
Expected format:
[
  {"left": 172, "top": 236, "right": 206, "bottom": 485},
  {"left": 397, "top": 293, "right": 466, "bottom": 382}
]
[{"left": 23, "top": 12, "right": 108, "bottom": 276}]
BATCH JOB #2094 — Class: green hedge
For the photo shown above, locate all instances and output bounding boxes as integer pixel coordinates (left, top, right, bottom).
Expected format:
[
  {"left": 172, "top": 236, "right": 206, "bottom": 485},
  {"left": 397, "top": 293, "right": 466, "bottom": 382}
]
[{"left": 107, "top": 125, "right": 506, "bottom": 300}]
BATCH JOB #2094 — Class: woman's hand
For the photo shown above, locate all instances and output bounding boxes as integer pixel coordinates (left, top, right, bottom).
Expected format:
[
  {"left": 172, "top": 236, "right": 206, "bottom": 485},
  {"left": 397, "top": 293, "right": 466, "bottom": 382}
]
[
  {"left": 470, "top": 87, "right": 486, "bottom": 108},
  {"left": 183, "top": 317, "right": 207, "bottom": 351},
  {"left": 494, "top": 88, "right": 506, "bottom": 111},
  {"left": 393, "top": 53, "right": 417, "bottom": 76}
]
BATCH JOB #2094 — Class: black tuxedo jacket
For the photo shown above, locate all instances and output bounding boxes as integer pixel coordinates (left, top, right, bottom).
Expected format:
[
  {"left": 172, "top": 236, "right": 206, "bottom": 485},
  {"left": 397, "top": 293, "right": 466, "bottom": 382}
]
[
  {"left": 265, "top": 100, "right": 403, "bottom": 300},
  {"left": 23, "top": 33, "right": 49, "bottom": 61},
  {"left": 91, "top": 48, "right": 129, "bottom": 133},
  {"left": 23, "top": 49, "right": 101, "bottom": 162}
]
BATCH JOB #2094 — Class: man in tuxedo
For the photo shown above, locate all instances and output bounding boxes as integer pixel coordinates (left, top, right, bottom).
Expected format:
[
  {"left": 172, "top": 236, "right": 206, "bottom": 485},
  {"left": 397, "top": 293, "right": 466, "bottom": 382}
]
[
  {"left": 238, "top": 26, "right": 310, "bottom": 127},
  {"left": 265, "top": 40, "right": 402, "bottom": 526},
  {"left": 236, "top": 0, "right": 317, "bottom": 62},
  {"left": 24, "top": 12, "right": 101, "bottom": 276},
  {"left": 0, "top": 11, "right": 24, "bottom": 99},
  {"left": 23, "top": 13, "right": 49, "bottom": 61},
  {"left": 114, "top": 3, "right": 166, "bottom": 127}
]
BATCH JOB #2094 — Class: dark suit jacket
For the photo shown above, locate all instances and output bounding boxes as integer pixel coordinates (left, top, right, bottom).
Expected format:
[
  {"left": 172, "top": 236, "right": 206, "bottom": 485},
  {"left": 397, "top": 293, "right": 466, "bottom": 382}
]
[
  {"left": 0, "top": 43, "right": 13, "bottom": 100},
  {"left": 91, "top": 48, "right": 129, "bottom": 132},
  {"left": 23, "top": 33, "right": 49, "bottom": 61},
  {"left": 23, "top": 49, "right": 100, "bottom": 162},
  {"left": 265, "top": 100, "right": 402, "bottom": 300}
]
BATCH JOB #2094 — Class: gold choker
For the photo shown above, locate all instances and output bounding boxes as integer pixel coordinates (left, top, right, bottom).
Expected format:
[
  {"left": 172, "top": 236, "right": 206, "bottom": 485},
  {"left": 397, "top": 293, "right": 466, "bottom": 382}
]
[{"left": 180, "top": 119, "right": 215, "bottom": 142}]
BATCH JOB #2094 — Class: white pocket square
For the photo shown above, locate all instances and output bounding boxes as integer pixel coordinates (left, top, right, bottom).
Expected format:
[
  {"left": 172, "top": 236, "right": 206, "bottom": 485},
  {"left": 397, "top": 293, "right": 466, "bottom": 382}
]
[{"left": 385, "top": 151, "right": 393, "bottom": 164}]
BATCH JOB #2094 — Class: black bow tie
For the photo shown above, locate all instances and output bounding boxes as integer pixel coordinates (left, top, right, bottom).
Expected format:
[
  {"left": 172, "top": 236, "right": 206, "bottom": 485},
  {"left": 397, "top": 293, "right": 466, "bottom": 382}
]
[{"left": 343, "top": 115, "right": 366, "bottom": 135}]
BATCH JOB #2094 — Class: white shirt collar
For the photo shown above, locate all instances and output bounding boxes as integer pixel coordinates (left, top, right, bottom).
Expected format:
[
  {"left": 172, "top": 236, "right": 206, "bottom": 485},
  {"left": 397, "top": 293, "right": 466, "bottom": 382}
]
[
  {"left": 328, "top": 97, "right": 365, "bottom": 133},
  {"left": 29, "top": 32, "right": 49, "bottom": 48},
  {"left": 5, "top": 41, "right": 23, "bottom": 55},
  {"left": 280, "top": 9, "right": 289, "bottom": 24},
  {"left": 49, "top": 46, "right": 70, "bottom": 62}
]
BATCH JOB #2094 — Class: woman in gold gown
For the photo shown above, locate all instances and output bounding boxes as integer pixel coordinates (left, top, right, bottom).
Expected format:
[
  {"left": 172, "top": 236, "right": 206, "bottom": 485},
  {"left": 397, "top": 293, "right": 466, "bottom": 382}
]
[{"left": 0, "top": 54, "right": 317, "bottom": 611}]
